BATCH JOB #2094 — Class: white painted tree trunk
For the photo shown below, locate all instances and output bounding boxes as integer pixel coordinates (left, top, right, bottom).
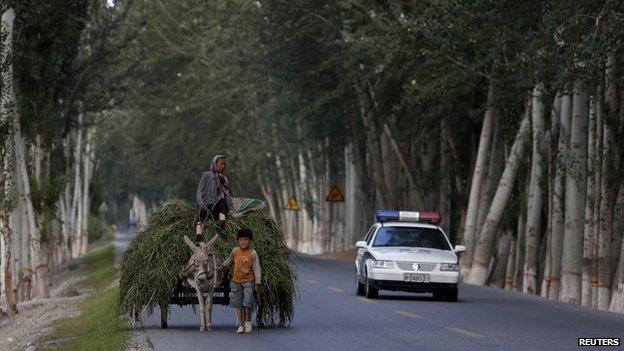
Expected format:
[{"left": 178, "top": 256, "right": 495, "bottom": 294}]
[
  {"left": 0, "top": 7, "right": 18, "bottom": 315},
  {"left": 1, "top": 7, "right": 41, "bottom": 300},
  {"left": 80, "top": 127, "right": 95, "bottom": 255},
  {"left": 13, "top": 112, "right": 48, "bottom": 298},
  {"left": 460, "top": 86, "right": 496, "bottom": 279},
  {"left": 467, "top": 107, "right": 531, "bottom": 285},
  {"left": 523, "top": 83, "right": 546, "bottom": 295},
  {"left": 1, "top": 174, "right": 18, "bottom": 316},
  {"left": 70, "top": 106, "right": 83, "bottom": 258},
  {"left": 560, "top": 85, "right": 589, "bottom": 305},
  {"left": 547, "top": 94, "right": 572, "bottom": 300},
  {"left": 505, "top": 236, "right": 517, "bottom": 291},
  {"left": 1, "top": 161, "right": 18, "bottom": 315}
]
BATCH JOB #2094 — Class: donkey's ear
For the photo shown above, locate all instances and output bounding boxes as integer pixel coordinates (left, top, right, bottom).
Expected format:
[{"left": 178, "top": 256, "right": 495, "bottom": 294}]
[
  {"left": 182, "top": 235, "right": 199, "bottom": 251},
  {"left": 205, "top": 234, "right": 219, "bottom": 248}
]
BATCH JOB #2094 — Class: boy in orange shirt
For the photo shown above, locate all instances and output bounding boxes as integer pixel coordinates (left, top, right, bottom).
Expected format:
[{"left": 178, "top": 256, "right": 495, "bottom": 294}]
[{"left": 221, "top": 228, "right": 261, "bottom": 334}]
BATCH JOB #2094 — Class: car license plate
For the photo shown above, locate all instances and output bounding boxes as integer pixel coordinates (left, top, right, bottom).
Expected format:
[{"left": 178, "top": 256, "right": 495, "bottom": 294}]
[{"left": 404, "top": 273, "right": 430, "bottom": 283}]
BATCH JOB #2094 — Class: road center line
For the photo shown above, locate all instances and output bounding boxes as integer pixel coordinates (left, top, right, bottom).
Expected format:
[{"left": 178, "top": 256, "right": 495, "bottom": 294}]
[
  {"left": 328, "top": 286, "right": 344, "bottom": 293},
  {"left": 448, "top": 327, "right": 482, "bottom": 338},
  {"left": 394, "top": 310, "right": 422, "bottom": 319},
  {"left": 357, "top": 297, "right": 377, "bottom": 304},
  {"left": 305, "top": 279, "right": 318, "bottom": 284}
]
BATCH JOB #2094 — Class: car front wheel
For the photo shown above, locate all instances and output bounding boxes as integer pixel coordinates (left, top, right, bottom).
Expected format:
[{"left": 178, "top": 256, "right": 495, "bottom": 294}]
[
  {"left": 446, "top": 288, "right": 458, "bottom": 302},
  {"left": 356, "top": 271, "right": 365, "bottom": 296},
  {"left": 434, "top": 289, "right": 458, "bottom": 302},
  {"left": 364, "top": 269, "right": 378, "bottom": 299}
]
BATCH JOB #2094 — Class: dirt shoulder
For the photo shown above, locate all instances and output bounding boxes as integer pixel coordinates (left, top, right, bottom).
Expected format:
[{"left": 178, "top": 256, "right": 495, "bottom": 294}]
[
  {"left": 0, "top": 261, "right": 89, "bottom": 351},
  {"left": 0, "top": 240, "right": 154, "bottom": 351}
]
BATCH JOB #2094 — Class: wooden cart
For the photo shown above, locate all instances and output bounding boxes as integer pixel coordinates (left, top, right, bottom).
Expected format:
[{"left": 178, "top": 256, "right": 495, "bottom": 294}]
[{"left": 159, "top": 275, "right": 231, "bottom": 328}]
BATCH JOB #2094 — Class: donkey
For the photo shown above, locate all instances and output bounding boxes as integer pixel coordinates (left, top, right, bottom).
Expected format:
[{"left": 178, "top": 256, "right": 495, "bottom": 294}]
[{"left": 181, "top": 234, "right": 223, "bottom": 331}]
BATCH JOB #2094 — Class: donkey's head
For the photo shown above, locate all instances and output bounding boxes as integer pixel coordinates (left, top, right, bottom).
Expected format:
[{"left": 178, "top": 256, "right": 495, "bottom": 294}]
[{"left": 182, "top": 235, "right": 221, "bottom": 288}]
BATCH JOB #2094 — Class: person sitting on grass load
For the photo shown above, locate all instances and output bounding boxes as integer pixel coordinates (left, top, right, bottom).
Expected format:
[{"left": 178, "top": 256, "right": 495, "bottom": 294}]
[
  {"left": 196, "top": 154, "right": 233, "bottom": 243},
  {"left": 220, "top": 228, "right": 262, "bottom": 334}
]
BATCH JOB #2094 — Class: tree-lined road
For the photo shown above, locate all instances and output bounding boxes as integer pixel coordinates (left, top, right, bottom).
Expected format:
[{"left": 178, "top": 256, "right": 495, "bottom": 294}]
[{"left": 116, "top": 231, "right": 624, "bottom": 351}]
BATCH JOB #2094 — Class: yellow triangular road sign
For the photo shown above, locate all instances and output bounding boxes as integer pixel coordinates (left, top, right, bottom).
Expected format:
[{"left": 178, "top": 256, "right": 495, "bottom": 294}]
[
  {"left": 285, "top": 197, "right": 300, "bottom": 211},
  {"left": 326, "top": 185, "right": 345, "bottom": 203},
  {"left": 98, "top": 201, "right": 109, "bottom": 212}
]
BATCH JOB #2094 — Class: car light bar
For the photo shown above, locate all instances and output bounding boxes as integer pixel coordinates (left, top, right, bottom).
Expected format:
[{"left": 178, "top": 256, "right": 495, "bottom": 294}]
[{"left": 376, "top": 210, "right": 441, "bottom": 225}]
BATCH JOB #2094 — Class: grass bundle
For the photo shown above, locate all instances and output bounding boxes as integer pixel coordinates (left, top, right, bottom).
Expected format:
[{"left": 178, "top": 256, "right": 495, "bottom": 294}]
[{"left": 119, "top": 200, "right": 296, "bottom": 327}]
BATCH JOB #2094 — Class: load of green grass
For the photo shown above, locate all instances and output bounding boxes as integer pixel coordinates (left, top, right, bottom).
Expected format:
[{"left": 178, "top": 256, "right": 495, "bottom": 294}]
[{"left": 118, "top": 200, "right": 295, "bottom": 327}]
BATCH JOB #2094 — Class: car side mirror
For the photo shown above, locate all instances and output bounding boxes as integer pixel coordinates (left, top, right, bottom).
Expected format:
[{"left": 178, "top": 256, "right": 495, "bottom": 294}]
[
  {"left": 356, "top": 241, "right": 367, "bottom": 249},
  {"left": 454, "top": 245, "right": 466, "bottom": 253}
]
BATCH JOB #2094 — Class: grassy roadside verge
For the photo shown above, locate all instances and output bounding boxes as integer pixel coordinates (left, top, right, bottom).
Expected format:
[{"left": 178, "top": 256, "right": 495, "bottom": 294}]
[{"left": 42, "top": 244, "right": 130, "bottom": 351}]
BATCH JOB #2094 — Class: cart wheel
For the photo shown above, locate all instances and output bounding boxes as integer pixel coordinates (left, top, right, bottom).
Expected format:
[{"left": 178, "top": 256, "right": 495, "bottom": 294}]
[{"left": 160, "top": 304, "right": 168, "bottom": 329}]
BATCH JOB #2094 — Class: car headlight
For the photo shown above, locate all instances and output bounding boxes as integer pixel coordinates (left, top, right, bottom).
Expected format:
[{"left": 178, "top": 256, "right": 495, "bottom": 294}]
[
  {"left": 440, "top": 263, "right": 459, "bottom": 271},
  {"left": 372, "top": 260, "right": 394, "bottom": 269}
]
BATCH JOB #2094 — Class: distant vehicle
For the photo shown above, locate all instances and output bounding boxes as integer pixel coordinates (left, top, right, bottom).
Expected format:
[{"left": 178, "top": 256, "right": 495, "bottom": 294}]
[
  {"left": 127, "top": 218, "right": 138, "bottom": 228},
  {"left": 355, "top": 210, "right": 465, "bottom": 301}
]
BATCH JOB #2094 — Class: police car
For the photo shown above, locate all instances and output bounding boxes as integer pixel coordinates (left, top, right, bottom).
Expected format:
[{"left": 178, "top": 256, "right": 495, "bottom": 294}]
[{"left": 355, "top": 210, "right": 465, "bottom": 301}]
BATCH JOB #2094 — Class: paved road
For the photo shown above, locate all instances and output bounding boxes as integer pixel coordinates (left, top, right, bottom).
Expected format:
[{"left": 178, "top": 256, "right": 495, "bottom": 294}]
[{"left": 115, "top": 230, "right": 624, "bottom": 351}]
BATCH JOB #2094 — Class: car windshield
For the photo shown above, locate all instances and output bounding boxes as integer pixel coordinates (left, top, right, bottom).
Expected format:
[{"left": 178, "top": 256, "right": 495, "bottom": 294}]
[{"left": 372, "top": 226, "right": 451, "bottom": 250}]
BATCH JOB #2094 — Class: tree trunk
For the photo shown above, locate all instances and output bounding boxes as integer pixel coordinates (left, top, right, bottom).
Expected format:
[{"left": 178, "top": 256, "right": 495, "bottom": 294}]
[
  {"left": 591, "top": 87, "right": 604, "bottom": 308},
  {"left": 1, "top": 176, "right": 18, "bottom": 316},
  {"left": 14, "top": 115, "right": 49, "bottom": 298},
  {"left": 0, "top": 8, "right": 18, "bottom": 315},
  {"left": 80, "top": 127, "right": 95, "bottom": 255},
  {"left": 610, "top": 231, "right": 624, "bottom": 313},
  {"left": 582, "top": 96, "right": 597, "bottom": 307},
  {"left": 560, "top": 85, "right": 589, "bottom": 305},
  {"left": 541, "top": 94, "right": 561, "bottom": 297},
  {"left": 597, "top": 53, "right": 618, "bottom": 310},
  {"left": 62, "top": 132, "right": 71, "bottom": 264},
  {"left": 70, "top": 106, "right": 83, "bottom": 258},
  {"left": 2, "top": 7, "right": 32, "bottom": 301},
  {"left": 476, "top": 117, "right": 502, "bottom": 238},
  {"left": 505, "top": 235, "right": 517, "bottom": 291},
  {"left": 489, "top": 230, "right": 512, "bottom": 288},
  {"left": 344, "top": 141, "right": 372, "bottom": 247},
  {"left": 513, "top": 210, "right": 527, "bottom": 292},
  {"left": 523, "top": 83, "right": 546, "bottom": 295},
  {"left": 609, "top": 185, "right": 624, "bottom": 312},
  {"left": 355, "top": 84, "right": 390, "bottom": 209},
  {"left": 382, "top": 122, "right": 427, "bottom": 207},
  {"left": 467, "top": 104, "right": 531, "bottom": 285},
  {"left": 546, "top": 94, "right": 572, "bottom": 300},
  {"left": 460, "top": 86, "right": 496, "bottom": 279},
  {"left": 439, "top": 120, "right": 452, "bottom": 232}
]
